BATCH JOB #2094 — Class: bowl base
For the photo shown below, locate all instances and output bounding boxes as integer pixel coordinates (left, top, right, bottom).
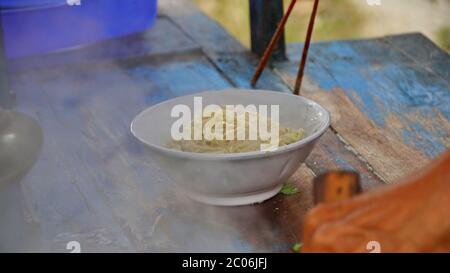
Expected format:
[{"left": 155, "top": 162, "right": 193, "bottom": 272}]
[{"left": 186, "top": 185, "right": 282, "bottom": 206}]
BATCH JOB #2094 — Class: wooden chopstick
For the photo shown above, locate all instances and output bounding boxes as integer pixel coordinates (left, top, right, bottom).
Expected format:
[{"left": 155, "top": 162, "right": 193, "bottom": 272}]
[
  {"left": 294, "top": 0, "right": 320, "bottom": 95},
  {"left": 250, "top": 0, "right": 298, "bottom": 87}
]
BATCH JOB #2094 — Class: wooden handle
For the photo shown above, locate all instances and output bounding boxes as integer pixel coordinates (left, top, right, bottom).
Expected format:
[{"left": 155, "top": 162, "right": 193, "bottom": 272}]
[{"left": 313, "top": 171, "right": 361, "bottom": 204}]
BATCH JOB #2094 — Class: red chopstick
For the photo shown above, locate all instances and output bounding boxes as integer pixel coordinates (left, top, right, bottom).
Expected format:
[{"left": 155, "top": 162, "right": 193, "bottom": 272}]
[{"left": 294, "top": 0, "right": 320, "bottom": 95}]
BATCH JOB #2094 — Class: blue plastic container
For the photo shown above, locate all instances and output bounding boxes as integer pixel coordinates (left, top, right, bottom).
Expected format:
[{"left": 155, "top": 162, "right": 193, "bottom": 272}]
[{"left": 0, "top": 0, "right": 158, "bottom": 58}]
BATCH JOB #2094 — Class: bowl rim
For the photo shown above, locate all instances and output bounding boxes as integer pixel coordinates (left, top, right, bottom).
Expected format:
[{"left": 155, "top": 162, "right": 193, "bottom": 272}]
[{"left": 131, "top": 89, "right": 330, "bottom": 161}]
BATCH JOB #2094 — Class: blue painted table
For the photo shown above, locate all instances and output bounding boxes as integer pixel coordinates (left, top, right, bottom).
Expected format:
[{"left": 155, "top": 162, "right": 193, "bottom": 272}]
[{"left": 1, "top": 0, "right": 449, "bottom": 252}]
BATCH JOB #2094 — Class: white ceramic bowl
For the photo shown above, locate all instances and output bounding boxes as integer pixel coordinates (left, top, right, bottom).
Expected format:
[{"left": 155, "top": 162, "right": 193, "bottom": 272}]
[{"left": 131, "top": 89, "right": 330, "bottom": 206}]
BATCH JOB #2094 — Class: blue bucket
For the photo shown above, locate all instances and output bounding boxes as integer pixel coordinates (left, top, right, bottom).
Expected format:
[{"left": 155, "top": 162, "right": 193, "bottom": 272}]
[{"left": 1, "top": 0, "right": 158, "bottom": 58}]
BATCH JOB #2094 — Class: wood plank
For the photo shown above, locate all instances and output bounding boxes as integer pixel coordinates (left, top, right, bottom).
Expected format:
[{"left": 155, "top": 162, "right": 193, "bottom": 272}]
[
  {"left": 10, "top": 74, "right": 135, "bottom": 252},
  {"left": 274, "top": 36, "right": 450, "bottom": 182},
  {"left": 285, "top": 38, "right": 450, "bottom": 156},
  {"left": 384, "top": 33, "right": 450, "bottom": 66},
  {"left": 10, "top": 53, "right": 234, "bottom": 251},
  {"left": 307, "top": 129, "right": 382, "bottom": 190},
  {"left": 6, "top": 16, "right": 206, "bottom": 250},
  {"left": 15, "top": 71, "right": 149, "bottom": 251}
]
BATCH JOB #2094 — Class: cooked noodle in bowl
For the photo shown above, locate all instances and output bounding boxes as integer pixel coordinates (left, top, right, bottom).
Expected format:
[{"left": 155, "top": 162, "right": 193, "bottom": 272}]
[
  {"left": 131, "top": 89, "right": 330, "bottom": 206},
  {"left": 167, "top": 105, "right": 306, "bottom": 153}
]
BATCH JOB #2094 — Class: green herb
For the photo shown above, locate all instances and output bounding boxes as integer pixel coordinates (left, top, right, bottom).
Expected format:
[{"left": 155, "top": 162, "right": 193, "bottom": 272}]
[
  {"left": 292, "top": 242, "right": 303, "bottom": 253},
  {"left": 280, "top": 183, "right": 299, "bottom": 195}
]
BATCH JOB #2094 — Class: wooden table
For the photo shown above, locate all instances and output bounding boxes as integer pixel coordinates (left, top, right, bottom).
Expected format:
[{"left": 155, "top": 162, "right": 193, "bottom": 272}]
[{"left": 1, "top": 0, "right": 449, "bottom": 252}]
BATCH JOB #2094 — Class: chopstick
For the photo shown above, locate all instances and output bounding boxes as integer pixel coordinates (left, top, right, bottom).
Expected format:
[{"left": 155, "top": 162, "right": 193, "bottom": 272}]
[
  {"left": 250, "top": 0, "right": 320, "bottom": 96},
  {"left": 250, "top": 0, "right": 298, "bottom": 87},
  {"left": 294, "top": 0, "right": 320, "bottom": 95}
]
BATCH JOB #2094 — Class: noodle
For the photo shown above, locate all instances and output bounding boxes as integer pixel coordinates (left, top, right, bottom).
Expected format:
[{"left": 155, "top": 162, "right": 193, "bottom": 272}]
[{"left": 167, "top": 106, "right": 305, "bottom": 153}]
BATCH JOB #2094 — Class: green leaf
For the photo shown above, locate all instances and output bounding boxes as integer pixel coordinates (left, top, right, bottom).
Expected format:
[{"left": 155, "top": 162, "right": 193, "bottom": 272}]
[
  {"left": 280, "top": 183, "right": 299, "bottom": 195},
  {"left": 292, "top": 242, "right": 303, "bottom": 253}
]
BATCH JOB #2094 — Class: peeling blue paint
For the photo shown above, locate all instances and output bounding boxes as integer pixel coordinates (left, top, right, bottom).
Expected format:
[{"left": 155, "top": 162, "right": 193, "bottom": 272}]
[{"left": 287, "top": 36, "right": 450, "bottom": 158}]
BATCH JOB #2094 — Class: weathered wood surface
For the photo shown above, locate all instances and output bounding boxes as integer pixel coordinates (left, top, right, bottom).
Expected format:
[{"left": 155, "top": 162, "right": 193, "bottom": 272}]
[
  {"left": 274, "top": 35, "right": 450, "bottom": 182},
  {"left": 0, "top": 0, "right": 448, "bottom": 252}
]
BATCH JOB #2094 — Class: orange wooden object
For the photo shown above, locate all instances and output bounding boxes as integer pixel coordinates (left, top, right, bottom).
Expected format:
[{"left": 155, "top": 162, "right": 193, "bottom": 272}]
[
  {"left": 313, "top": 171, "right": 361, "bottom": 204},
  {"left": 302, "top": 149, "right": 450, "bottom": 253}
]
